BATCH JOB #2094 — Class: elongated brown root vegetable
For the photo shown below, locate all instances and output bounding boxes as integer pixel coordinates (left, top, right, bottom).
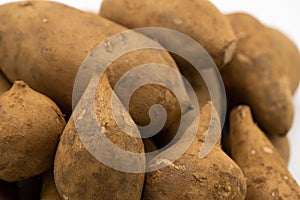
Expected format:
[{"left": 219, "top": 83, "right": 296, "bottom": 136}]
[
  {"left": 223, "top": 123, "right": 291, "bottom": 166},
  {"left": 100, "top": 0, "right": 237, "bottom": 69},
  {"left": 143, "top": 102, "right": 246, "bottom": 200},
  {"left": 228, "top": 106, "right": 300, "bottom": 199},
  {"left": 0, "top": 72, "right": 10, "bottom": 95},
  {"left": 222, "top": 13, "right": 295, "bottom": 136},
  {"left": 41, "top": 171, "right": 61, "bottom": 200},
  {"left": 233, "top": 25, "right": 300, "bottom": 93},
  {"left": 267, "top": 135, "right": 290, "bottom": 166},
  {"left": 266, "top": 28, "right": 300, "bottom": 93},
  {"left": 223, "top": 126, "right": 291, "bottom": 166},
  {"left": 54, "top": 75, "right": 145, "bottom": 200},
  {"left": 0, "top": 81, "right": 65, "bottom": 182},
  {"left": 0, "top": 1, "right": 188, "bottom": 131}
]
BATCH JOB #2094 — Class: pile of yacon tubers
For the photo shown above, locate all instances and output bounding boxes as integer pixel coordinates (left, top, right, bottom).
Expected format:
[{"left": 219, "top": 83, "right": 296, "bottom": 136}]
[{"left": 0, "top": 0, "right": 299, "bottom": 199}]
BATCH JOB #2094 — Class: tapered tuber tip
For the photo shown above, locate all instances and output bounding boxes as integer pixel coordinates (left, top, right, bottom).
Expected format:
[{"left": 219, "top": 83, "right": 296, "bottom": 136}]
[
  {"left": 230, "top": 105, "right": 253, "bottom": 125},
  {"left": 12, "top": 81, "right": 28, "bottom": 89},
  {"left": 14, "top": 81, "right": 27, "bottom": 86}
]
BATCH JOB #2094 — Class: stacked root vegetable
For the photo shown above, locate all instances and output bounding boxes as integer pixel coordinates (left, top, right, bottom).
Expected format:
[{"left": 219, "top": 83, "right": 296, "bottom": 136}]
[{"left": 0, "top": 1, "right": 299, "bottom": 200}]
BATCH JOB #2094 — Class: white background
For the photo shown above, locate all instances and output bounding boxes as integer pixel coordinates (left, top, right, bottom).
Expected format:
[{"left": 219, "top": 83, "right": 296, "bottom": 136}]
[{"left": 1, "top": 0, "right": 299, "bottom": 184}]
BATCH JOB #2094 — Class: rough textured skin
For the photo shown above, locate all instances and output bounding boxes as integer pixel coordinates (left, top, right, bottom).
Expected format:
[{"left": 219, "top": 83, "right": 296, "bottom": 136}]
[
  {"left": 0, "top": 1, "right": 187, "bottom": 130},
  {"left": 100, "top": 0, "right": 237, "bottom": 69},
  {"left": 107, "top": 50, "right": 185, "bottom": 129},
  {"left": 54, "top": 76, "right": 145, "bottom": 200},
  {"left": 223, "top": 126, "right": 290, "bottom": 166},
  {"left": 143, "top": 103, "right": 246, "bottom": 200},
  {"left": 0, "top": 81, "right": 66, "bottom": 182},
  {"left": 0, "top": 72, "right": 10, "bottom": 95},
  {"left": 266, "top": 28, "right": 300, "bottom": 93},
  {"left": 267, "top": 135, "right": 290, "bottom": 166},
  {"left": 229, "top": 106, "right": 300, "bottom": 200},
  {"left": 173, "top": 56, "right": 211, "bottom": 107},
  {"left": 222, "top": 13, "right": 294, "bottom": 136},
  {"left": 41, "top": 171, "right": 61, "bottom": 200}
]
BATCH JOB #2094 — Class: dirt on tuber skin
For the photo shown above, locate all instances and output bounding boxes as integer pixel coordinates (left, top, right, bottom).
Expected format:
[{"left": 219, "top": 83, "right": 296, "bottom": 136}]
[
  {"left": 0, "top": 81, "right": 66, "bottom": 182},
  {"left": 143, "top": 102, "right": 247, "bottom": 200},
  {"left": 265, "top": 27, "right": 300, "bottom": 94},
  {"left": 100, "top": 0, "right": 237, "bottom": 69},
  {"left": 0, "top": 1, "right": 189, "bottom": 132},
  {"left": 228, "top": 105, "right": 300, "bottom": 200},
  {"left": 222, "top": 120, "right": 290, "bottom": 166},
  {"left": 0, "top": 2, "right": 298, "bottom": 200},
  {"left": 54, "top": 75, "right": 145, "bottom": 200},
  {"left": 222, "top": 13, "right": 295, "bottom": 136},
  {"left": 267, "top": 134, "right": 290, "bottom": 166}
]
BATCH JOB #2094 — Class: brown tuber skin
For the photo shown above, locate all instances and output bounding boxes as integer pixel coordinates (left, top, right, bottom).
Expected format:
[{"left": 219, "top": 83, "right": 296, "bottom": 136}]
[
  {"left": 228, "top": 106, "right": 300, "bottom": 200},
  {"left": 0, "top": 81, "right": 66, "bottom": 182},
  {"left": 223, "top": 125, "right": 291, "bottom": 166},
  {"left": 0, "top": 72, "right": 10, "bottom": 95},
  {"left": 143, "top": 102, "right": 247, "bottom": 200},
  {"left": 54, "top": 75, "right": 145, "bottom": 200},
  {"left": 143, "top": 138, "right": 157, "bottom": 153},
  {"left": 0, "top": 1, "right": 188, "bottom": 132},
  {"left": 222, "top": 13, "right": 295, "bottom": 136},
  {"left": 222, "top": 109, "right": 290, "bottom": 164},
  {"left": 100, "top": 0, "right": 237, "bottom": 69},
  {"left": 266, "top": 28, "right": 300, "bottom": 93},
  {"left": 41, "top": 171, "right": 61, "bottom": 200},
  {"left": 267, "top": 135, "right": 290, "bottom": 166}
]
